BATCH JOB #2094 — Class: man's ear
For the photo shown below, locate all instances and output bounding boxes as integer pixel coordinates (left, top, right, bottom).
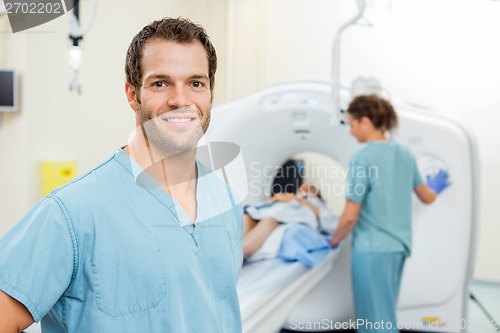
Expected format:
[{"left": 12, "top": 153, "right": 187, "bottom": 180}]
[{"left": 125, "top": 83, "right": 140, "bottom": 111}]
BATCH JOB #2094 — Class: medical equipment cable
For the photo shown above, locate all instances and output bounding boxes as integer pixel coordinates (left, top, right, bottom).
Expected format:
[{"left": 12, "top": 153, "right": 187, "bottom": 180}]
[{"left": 469, "top": 292, "right": 500, "bottom": 331}]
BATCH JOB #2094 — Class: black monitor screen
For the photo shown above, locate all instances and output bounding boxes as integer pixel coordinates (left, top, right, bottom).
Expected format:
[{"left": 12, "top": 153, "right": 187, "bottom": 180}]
[{"left": 0, "top": 70, "right": 16, "bottom": 110}]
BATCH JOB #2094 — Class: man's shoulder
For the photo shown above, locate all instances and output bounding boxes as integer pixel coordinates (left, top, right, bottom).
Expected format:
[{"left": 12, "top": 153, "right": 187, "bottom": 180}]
[{"left": 50, "top": 150, "right": 130, "bottom": 200}]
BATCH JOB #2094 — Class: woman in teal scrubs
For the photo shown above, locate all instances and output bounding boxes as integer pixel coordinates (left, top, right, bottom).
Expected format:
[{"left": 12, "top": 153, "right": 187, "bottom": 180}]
[{"left": 330, "top": 94, "right": 450, "bottom": 333}]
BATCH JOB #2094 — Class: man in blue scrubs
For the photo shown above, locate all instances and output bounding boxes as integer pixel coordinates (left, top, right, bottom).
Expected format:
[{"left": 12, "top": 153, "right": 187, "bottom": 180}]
[{"left": 0, "top": 17, "right": 243, "bottom": 333}]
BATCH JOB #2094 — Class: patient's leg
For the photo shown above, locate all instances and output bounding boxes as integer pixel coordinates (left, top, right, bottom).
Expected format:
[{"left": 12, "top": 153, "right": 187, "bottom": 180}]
[
  {"left": 243, "top": 218, "right": 279, "bottom": 259},
  {"left": 243, "top": 214, "right": 257, "bottom": 236}
]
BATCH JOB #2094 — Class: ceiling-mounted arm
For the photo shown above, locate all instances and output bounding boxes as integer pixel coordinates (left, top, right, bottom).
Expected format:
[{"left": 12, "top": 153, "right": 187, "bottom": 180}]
[
  {"left": 331, "top": 0, "right": 368, "bottom": 124},
  {"left": 68, "top": 0, "right": 83, "bottom": 94},
  {"left": 68, "top": 0, "right": 97, "bottom": 95}
]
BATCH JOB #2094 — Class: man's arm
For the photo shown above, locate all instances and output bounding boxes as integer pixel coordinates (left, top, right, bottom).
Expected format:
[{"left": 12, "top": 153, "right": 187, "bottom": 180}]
[
  {"left": 329, "top": 200, "right": 361, "bottom": 247},
  {"left": 0, "top": 290, "right": 34, "bottom": 333}
]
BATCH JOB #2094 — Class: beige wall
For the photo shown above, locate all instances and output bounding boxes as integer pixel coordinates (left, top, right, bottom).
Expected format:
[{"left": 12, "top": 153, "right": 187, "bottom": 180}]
[
  {"left": 0, "top": 0, "right": 227, "bottom": 235},
  {"left": 0, "top": 15, "right": 29, "bottom": 232},
  {"left": 1, "top": 0, "right": 499, "bottom": 281}
]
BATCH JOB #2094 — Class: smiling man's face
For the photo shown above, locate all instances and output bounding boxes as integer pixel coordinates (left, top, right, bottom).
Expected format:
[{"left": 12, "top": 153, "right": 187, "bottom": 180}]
[{"left": 127, "top": 39, "right": 213, "bottom": 154}]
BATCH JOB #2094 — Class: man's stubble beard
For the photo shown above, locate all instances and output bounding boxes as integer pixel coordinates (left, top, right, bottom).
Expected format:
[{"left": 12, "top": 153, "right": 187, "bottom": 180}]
[{"left": 139, "top": 105, "right": 211, "bottom": 157}]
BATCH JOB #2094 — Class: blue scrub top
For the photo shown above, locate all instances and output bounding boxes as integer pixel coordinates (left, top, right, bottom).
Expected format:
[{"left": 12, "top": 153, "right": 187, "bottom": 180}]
[
  {"left": 346, "top": 141, "right": 423, "bottom": 256},
  {"left": 0, "top": 149, "right": 244, "bottom": 333}
]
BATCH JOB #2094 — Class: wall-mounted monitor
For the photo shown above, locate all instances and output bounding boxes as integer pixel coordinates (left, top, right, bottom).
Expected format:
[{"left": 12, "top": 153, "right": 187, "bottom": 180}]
[{"left": 0, "top": 68, "right": 18, "bottom": 112}]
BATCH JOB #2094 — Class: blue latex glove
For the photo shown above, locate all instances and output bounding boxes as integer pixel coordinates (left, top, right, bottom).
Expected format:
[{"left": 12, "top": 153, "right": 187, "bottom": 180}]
[{"left": 427, "top": 169, "right": 451, "bottom": 195}]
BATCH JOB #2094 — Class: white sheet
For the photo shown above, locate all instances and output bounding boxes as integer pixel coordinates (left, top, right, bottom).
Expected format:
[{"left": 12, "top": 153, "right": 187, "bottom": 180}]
[
  {"left": 238, "top": 250, "right": 339, "bottom": 333},
  {"left": 245, "top": 196, "right": 338, "bottom": 262}
]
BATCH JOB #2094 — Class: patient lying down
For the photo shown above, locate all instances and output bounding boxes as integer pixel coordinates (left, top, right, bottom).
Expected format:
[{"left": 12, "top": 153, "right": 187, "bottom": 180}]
[{"left": 243, "top": 183, "right": 339, "bottom": 266}]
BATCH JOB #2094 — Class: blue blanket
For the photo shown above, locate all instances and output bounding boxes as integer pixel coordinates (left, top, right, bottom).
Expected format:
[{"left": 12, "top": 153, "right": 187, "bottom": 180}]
[{"left": 277, "top": 224, "right": 334, "bottom": 268}]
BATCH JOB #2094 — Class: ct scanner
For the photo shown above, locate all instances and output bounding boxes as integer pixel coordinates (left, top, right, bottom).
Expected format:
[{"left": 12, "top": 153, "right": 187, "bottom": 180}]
[{"left": 206, "top": 80, "right": 478, "bottom": 333}]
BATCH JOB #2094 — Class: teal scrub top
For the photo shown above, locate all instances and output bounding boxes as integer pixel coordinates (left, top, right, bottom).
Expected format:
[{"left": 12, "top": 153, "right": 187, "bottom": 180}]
[
  {"left": 0, "top": 149, "right": 244, "bottom": 333},
  {"left": 346, "top": 141, "right": 423, "bottom": 256}
]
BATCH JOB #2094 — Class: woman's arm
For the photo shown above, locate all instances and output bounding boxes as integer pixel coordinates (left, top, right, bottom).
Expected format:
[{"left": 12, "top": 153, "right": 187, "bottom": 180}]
[
  {"left": 329, "top": 200, "right": 361, "bottom": 247},
  {"left": 267, "top": 192, "right": 296, "bottom": 203},
  {"left": 414, "top": 183, "right": 436, "bottom": 204},
  {"left": 415, "top": 168, "right": 450, "bottom": 204}
]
